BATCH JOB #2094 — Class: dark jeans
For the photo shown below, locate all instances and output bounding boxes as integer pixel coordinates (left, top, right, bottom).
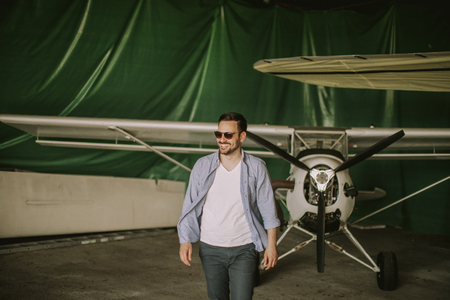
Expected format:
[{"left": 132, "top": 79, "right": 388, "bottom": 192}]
[{"left": 199, "top": 242, "right": 258, "bottom": 300}]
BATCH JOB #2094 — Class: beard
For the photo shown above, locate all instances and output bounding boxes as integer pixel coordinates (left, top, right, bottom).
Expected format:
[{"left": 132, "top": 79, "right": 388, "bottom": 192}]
[{"left": 218, "top": 141, "right": 240, "bottom": 155}]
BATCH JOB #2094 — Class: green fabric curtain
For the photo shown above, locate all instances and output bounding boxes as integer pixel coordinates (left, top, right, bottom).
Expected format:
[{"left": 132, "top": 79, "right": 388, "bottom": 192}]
[{"left": 1, "top": 0, "right": 449, "bottom": 235}]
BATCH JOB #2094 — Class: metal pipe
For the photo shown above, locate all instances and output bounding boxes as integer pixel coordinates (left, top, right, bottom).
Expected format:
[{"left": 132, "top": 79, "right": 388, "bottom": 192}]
[
  {"left": 342, "top": 226, "right": 379, "bottom": 271},
  {"left": 351, "top": 175, "right": 450, "bottom": 225},
  {"left": 110, "top": 126, "right": 192, "bottom": 172},
  {"left": 326, "top": 241, "right": 379, "bottom": 272}
]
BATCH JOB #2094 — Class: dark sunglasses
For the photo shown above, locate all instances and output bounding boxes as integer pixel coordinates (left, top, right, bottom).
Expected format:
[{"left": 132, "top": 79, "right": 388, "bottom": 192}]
[{"left": 214, "top": 131, "right": 240, "bottom": 139}]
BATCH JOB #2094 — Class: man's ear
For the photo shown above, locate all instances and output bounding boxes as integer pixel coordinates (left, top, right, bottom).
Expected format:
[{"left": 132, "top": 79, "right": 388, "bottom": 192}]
[{"left": 240, "top": 131, "right": 247, "bottom": 143}]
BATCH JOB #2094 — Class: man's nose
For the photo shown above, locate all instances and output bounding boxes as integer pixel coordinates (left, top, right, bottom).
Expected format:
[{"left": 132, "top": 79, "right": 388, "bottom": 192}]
[{"left": 218, "top": 135, "right": 228, "bottom": 143}]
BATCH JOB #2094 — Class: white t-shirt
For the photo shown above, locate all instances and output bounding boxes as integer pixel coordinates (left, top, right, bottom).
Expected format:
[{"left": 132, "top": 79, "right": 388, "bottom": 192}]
[{"left": 200, "top": 161, "right": 252, "bottom": 247}]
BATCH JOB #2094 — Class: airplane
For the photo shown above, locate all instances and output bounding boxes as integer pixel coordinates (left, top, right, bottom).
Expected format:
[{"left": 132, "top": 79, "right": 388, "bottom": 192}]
[
  {"left": 250, "top": 50, "right": 450, "bottom": 291},
  {"left": 1, "top": 113, "right": 450, "bottom": 291},
  {"left": 1, "top": 51, "right": 450, "bottom": 291}
]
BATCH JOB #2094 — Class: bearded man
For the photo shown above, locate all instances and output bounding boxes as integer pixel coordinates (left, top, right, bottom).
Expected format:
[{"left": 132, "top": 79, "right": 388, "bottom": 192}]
[{"left": 177, "top": 112, "right": 279, "bottom": 300}]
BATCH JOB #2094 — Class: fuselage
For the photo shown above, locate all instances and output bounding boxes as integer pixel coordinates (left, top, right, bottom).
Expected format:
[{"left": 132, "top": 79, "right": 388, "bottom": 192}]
[{"left": 286, "top": 153, "right": 356, "bottom": 233}]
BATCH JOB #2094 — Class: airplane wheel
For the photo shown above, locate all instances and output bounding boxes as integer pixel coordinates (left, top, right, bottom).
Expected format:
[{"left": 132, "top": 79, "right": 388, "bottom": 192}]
[{"left": 376, "top": 251, "right": 398, "bottom": 291}]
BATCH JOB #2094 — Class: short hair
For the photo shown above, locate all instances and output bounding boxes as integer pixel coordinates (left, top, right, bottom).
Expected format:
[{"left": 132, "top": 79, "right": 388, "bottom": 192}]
[{"left": 218, "top": 112, "right": 247, "bottom": 132}]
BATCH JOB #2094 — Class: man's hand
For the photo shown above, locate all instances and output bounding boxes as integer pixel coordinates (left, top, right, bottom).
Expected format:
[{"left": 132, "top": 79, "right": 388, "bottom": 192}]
[
  {"left": 263, "top": 228, "right": 278, "bottom": 270},
  {"left": 263, "top": 243, "right": 278, "bottom": 270},
  {"left": 179, "top": 242, "right": 193, "bottom": 266}
]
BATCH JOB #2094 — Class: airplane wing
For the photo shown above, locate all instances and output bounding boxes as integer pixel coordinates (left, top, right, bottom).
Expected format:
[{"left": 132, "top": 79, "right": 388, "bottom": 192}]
[
  {"left": 1, "top": 114, "right": 449, "bottom": 160},
  {"left": 0, "top": 114, "right": 291, "bottom": 158},
  {"left": 253, "top": 52, "right": 450, "bottom": 92}
]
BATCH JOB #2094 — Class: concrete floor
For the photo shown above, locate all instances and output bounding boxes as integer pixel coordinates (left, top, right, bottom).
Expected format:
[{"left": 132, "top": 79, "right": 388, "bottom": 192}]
[{"left": 1, "top": 226, "right": 449, "bottom": 300}]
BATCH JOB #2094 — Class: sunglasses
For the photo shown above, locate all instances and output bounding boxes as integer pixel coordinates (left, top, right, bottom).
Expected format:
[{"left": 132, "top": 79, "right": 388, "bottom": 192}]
[{"left": 214, "top": 131, "right": 240, "bottom": 139}]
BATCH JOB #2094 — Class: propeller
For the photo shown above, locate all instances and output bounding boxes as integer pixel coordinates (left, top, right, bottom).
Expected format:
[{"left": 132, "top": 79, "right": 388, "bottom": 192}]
[
  {"left": 334, "top": 130, "right": 405, "bottom": 172},
  {"left": 246, "top": 131, "right": 310, "bottom": 171},
  {"left": 246, "top": 129, "right": 405, "bottom": 273},
  {"left": 317, "top": 191, "right": 326, "bottom": 273}
]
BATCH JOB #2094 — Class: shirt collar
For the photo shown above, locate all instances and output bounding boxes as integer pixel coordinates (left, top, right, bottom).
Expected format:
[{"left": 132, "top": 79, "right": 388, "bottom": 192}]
[{"left": 212, "top": 148, "right": 246, "bottom": 169}]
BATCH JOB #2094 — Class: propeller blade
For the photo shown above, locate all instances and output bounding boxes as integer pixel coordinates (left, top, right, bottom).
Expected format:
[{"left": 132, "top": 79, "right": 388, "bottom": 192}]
[
  {"left": 246, "top": 131, "right": 310, "bottom": 171},
  {"left": 334, "top": 130, "right": 405, "bottom": 173},
  {"left": 317, "top": 191, "right": 326, "bottom": 273}
]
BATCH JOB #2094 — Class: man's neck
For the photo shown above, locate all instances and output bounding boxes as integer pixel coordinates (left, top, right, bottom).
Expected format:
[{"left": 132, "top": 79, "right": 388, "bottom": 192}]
[{"left": 220, "top": 149, "right": 242, "bottom": 172}]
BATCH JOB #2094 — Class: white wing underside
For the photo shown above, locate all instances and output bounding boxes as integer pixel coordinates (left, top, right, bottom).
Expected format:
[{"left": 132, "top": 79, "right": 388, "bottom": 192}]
[
  {"left": 254, "top": 52, "right": 450, "bottom": 92},
  {"left": 1, "top": 114, "right": 450, "bottom": 160}
]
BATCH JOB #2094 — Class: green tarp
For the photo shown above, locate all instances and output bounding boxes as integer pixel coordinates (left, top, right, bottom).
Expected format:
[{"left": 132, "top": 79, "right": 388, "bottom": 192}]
[{"left": 1, "top": 0, "right": 449, "bottom": 235}]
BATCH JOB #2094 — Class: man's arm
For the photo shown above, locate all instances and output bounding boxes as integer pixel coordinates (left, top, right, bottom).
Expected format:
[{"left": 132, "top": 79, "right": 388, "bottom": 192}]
[
  {"left": 177, "top": 159, "right": 203, "bottom": 265},
  {"left": 263, "top": 227, "right": 278, "bottom": 270},
  {"left": 179, "top": 242, "right": 193, "bottom": 266},
  {"left": 254, "top": 160, "right": 281, "bottom": 231}
]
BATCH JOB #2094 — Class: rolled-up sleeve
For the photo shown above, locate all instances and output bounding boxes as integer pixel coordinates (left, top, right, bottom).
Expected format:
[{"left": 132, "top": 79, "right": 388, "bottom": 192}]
[{"left": 256, "top": 161, "right": 280, "bottom": 230}]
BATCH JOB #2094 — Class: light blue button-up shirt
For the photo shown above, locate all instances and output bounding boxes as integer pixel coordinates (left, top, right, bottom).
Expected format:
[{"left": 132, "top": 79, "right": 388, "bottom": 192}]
[{"left": 177, "top": 150, "right": 280, "bottom": 252}]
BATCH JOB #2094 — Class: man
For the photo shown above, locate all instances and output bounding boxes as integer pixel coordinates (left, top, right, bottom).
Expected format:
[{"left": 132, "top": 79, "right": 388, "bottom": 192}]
[{"left": 178, "top": 112, "right": 279, "bottom": 300}]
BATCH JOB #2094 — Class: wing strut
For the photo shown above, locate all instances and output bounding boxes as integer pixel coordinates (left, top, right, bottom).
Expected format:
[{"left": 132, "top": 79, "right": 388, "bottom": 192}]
[
  {"left": 109, "top": 126, "right": 192, "bottom": 172},
  {"left": 350, "top": 174, "right": 450, "bottom": 225}
]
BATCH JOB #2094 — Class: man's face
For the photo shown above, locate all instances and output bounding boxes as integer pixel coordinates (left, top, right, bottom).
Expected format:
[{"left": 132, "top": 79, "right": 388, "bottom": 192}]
[{"left": 216, "top": 121, "right": 246, "bottom": 156}]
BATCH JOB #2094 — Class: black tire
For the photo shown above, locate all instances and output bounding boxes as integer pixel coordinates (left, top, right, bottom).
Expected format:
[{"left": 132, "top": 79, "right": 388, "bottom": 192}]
[{"left": 376, "top": 251, "right": 398, "bottom": 291}]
